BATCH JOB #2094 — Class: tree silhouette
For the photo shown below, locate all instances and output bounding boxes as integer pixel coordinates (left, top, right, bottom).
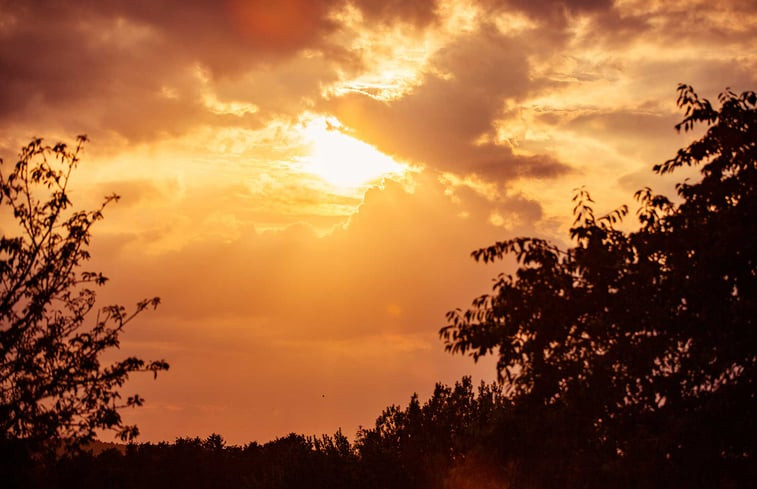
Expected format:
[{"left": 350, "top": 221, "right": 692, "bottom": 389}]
[
  {"left": 356, "top": 377, "right": 511, "bottom": 489},
  {"left": 440, "top": 85, "right": 756, "bottom": 487},
  {"left": 40, "top": 431, "right": 361, "bottom": 489},
  {"left": 0, "top": 136, "right": 168, "bottom": 454}
]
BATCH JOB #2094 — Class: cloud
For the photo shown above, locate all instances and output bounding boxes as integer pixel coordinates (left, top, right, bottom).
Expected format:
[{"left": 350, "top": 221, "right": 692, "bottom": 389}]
[
  {"left": 482, "top": 0, "right": 614, "bottom": 28},
  {"left": 0, "top": 5, "right": 201, "bottom": 141},
  {"left": 0, "top": 0, "right": 444, "bottom": 145},
  {"left": 92, "top": 172, "right": 546, "bottom": 332},
  {"left": 350, "top": 0, "right": 441, "bottom": 26},
  {"left": 324, "top": 26, "right": 572, "bottom": 181},
  {"left": 85, "top": 172, "right": 541, "bottom": 442},
  {"left": 0, "top": 0, "right": 344, "bottom": 143}
]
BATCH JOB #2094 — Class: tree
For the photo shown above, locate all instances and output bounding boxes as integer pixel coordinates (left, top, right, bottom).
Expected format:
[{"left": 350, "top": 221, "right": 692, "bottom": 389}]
[
  {"left": 440, "top": 85, "right": 756, "bottom": 487},
  {"left": 356, "top": 377, "right": 511, "bottom": 489},
  {"left": 0, "top": 136, "right": 168, "bottom": 453}
]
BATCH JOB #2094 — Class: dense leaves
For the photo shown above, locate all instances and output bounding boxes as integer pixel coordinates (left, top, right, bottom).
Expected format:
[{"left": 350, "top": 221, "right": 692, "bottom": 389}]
[
  {"left": 0, "top": 137, "right": 168, "bottom": 453},
  {"left": 440, "top": 84, "right": 757, "bottom": 487}
]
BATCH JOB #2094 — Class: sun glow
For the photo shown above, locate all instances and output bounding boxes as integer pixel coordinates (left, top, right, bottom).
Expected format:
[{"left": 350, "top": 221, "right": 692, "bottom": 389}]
[{"left": 299, "top": 116, "right": 406, "bottom": 189}]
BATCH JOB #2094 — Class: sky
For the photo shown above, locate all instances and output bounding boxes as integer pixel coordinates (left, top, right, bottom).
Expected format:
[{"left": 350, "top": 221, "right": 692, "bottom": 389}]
[{"left": 1, "top": 0, "right": 756, "bottom": 444}]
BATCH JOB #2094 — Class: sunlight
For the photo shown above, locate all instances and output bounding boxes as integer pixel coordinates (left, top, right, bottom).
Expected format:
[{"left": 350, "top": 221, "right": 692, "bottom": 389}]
[{"left": 298, "top": 115, "right": 406, "bottom": 189}]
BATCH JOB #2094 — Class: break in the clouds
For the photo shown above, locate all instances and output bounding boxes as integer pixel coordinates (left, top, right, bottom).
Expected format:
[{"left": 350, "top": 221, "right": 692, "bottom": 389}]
[
  {"left": 1, "top": 0, "right": 756, "bottom": 443},
  {"left": 324, "top": 25, "right": 572, "bottom": 180}
]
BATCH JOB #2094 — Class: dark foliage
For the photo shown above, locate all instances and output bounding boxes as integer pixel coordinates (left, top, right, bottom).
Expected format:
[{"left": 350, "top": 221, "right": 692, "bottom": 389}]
[
  {"left": 440, "top": 85, "right": 757, "bottom": 487},
  {"left": 10, "top": 378, "right": 511, "bottom": 489},
  {"left": 32, "top": 431, "right": 360, "bottom": 489},
  {"left": 0, "top": 137, "right": 168, "bottom": 455},
  {"left": 355, "top": 377, "right": 511, "bottom": 489}
]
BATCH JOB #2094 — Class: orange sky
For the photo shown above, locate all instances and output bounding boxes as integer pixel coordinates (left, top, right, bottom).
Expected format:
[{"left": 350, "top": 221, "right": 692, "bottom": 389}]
[{"left": 1, "top": 0, "right": 756, "bottom": 444}]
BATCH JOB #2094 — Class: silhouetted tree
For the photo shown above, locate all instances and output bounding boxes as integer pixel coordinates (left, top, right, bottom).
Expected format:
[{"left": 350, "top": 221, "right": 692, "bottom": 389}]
[
  {"left": 0, "top": 136, "right": 168, "bottom": 455},
  {"left": 440, "top": 85, "right": 757, "bottom": 488},
  {"left": 356, "top": 377, "right": 511, "bottom": 489}
]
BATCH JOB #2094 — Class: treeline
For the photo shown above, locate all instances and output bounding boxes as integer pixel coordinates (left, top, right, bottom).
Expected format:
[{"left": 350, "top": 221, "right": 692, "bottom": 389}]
[
  {"left": 5, "top": 378, "right": 513, "bottom": 489},
  {"left": 6, "top": 375, "right": 751, "bottom": 489}
]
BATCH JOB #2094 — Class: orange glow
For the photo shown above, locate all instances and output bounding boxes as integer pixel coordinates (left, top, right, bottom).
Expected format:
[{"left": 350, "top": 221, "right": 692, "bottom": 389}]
[{"left": 227, "top": 0, "right": 322, "bottom": 47}]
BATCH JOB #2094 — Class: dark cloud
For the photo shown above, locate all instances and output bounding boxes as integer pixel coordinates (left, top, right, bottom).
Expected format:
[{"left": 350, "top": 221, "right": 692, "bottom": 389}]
[
  {"left": 89, "top": 0, "right": 337, "bottom": 73},
  {"left": 0, "top": 0, "right": 439, "bottom": 132},
  {"left": 481, "top": 0, "right": 756, "bottom": 52},
  {"left": 0, "top": 6, "right": 190, "bottom": 139},
  {"left": 646, "top": 0, "right": 757, "bottom": 44},
  {"left": 0, "top": 0, "right": 342, "bottom": 141},
  {"left": 588, "top": 0, "right": 757, "bottom": 50}
]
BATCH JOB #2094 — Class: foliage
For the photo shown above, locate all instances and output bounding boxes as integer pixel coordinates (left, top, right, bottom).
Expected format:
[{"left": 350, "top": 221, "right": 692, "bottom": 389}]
[
  {"left": 440, "top": 84, "right": 757, "bottom": 487},
  {"left": 33, "top": 431, "right": 360, "bottom": 489},
  {"left": 0, "top": 136, "right": 168, "bottom": 453},
  {"left": 11, "top": 380, "right": 508, "bottom": 489},
  {"left": 355, "top": 376, "right": 511, "bottom": 489}
]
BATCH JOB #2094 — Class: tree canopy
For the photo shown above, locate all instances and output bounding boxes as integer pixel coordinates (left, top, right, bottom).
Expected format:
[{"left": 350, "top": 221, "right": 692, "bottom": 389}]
[
  {"left": 440, "top": 85, "right": 756, "bottom": 487},
  {"left": 0, "top": 137, "right": 168, "bottom": 453}
]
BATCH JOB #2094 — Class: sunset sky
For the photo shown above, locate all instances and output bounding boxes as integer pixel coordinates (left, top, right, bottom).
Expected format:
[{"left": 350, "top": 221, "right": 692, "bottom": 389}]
[{"left": 1, "top": 0, "right": 755, "bottom": 444}]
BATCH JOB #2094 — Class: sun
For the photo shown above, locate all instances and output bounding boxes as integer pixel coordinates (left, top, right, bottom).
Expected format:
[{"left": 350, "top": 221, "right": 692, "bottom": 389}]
[{"left": 299, "top": 115, "right": 406, "bottom": 189}]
